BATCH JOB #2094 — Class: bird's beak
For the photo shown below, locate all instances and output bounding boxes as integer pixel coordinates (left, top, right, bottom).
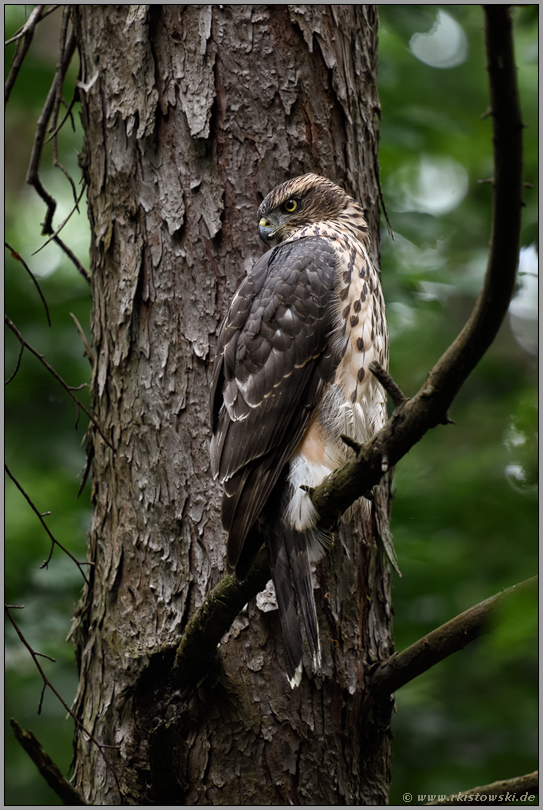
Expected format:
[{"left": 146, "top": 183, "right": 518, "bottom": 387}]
[
  {"left": 258, "top": 217, "right": 274, "bottom": 245},
  {"left": 258, "top": 217, "right": 275, "bottom": 245}
]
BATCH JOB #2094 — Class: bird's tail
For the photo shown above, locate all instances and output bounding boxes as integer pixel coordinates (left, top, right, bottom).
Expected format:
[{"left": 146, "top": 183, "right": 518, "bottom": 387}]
[{"left": 265, "top": 489, "right": 321, "bottom": 688}]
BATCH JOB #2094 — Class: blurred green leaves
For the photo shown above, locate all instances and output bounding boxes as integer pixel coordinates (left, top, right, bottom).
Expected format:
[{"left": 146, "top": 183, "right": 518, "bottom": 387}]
[
  {"left": 378, "top": 5, "right": 537, "bottom": 804},
  {"left": 5, "top": 5, "right": 92, "bottom": 805}
]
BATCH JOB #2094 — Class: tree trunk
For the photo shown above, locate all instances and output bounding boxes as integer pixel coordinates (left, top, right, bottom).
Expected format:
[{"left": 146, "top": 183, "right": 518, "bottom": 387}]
[{"left": 70, "top": 5, "right": 393, "bottom": 804}]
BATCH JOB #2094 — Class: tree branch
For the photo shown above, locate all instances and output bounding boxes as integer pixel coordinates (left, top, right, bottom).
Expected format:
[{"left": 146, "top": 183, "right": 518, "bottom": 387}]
[
  {"left": 369, "top": 577, "right": 537, "bottom": 695},
  {"left": 25, "top": 30, "right": 76, "bottom": 237},
  {"left": 6, "top": 607, "right": 122, "bottom": 800},
  {"left": 31, "top": 182, "right": 87, "bottom": 259},
  {"left": 5, "top": 242, "right": 51, "bottom": 326},
  {"left": 4, "top": 315, "right": 114, "bottom": 451},
  {"left": 10, "top": 719, "right": 88, "bottom": 806},
  {"left": 4, "top": 5, "right": 60, "bottom": 47},
  {"left": 4, "top": 5, "right": 46, "bottom": 106},
  {"left": 426, "top": 770, "right": 538, "bottom": 805},
  {"left": 170, "top": 6, "right": 524, "bottom": 686},
  {"left": 171, "top": 547, "right": 270, "bottom": 690},
  {"left": 5, "top": 463, "right": 91, "bottom": 584}
]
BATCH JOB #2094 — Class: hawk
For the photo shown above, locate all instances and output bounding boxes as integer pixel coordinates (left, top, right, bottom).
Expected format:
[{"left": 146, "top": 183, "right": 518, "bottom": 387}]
[{"left": 210, "top": 174, "right": 388, "bottom": 687}]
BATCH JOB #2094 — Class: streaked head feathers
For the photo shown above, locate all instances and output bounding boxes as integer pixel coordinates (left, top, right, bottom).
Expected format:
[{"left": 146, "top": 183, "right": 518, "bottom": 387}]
[{"left": 258, "top": 173, "right": 369, "bottom": 246}]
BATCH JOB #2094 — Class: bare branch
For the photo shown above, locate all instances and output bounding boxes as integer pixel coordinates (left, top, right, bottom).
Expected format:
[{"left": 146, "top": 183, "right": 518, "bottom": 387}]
[
  {"left": 426, "top": 771, "right": 538, "bottom": 805},
  {"left": 48, "top": 5, "right": 71, "bottom": 135},
  {"left": 4, "top": 5, "right": 45, "bottom": 106},
  {"left": 10, "top": 719, "right": 87, "bottom": 805},
  {"left": 369, "top": 361, "right": 406, "bottom": 409},
  {"left": 5, "top": 607, "right": 122, "bottom": 800},
  {"left": 4, "top": 315, "right": 114, "bottom": 451},
  {"left": 52, "top": 233, "right": 91, "bottom": 284},
  {"left": 9, "top": 7, "right": 91, "bottom": 284},
  {"left": 5, "top": 463, "right": 90, "bottom": 584},
  {"left": 369, "top": 577, "right": 537, "bottom": 695},
  {"left": 31, "top": 182, "right": 87, "bottom": 257},
  {"left": 4, "top": 5, "right": 60, "bottom": 46},
  {"left": 5, "top": 342, "right": 24, "bottom": 386},
  {"left": 70, "top": 312, "right": 95, "bottom": 366},
  {"left": 25, "top": 29, "right": 76, "bottom": 236},
  {"left": 45, "top": 86, "right": 79, "bottom": 143},
  {"left": 48, "top": 10, "right": 81, "bottom": 209},
  {"left": 5, "top": 242, "right": 51, "bottom": 326}
]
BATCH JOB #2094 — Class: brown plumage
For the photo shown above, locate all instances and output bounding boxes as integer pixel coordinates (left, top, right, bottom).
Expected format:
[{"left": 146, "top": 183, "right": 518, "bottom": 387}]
[{"left": 210, "top": 174, "right": 388, "bottom": 687}]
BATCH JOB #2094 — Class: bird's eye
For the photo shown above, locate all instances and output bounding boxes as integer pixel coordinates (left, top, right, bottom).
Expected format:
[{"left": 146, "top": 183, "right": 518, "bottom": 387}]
[{"left": 283, "top": 198, "right": 298, "bottom": 213}]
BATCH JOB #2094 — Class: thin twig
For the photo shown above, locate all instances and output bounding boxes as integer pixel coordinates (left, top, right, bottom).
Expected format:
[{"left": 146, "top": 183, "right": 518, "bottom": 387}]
[
  {"left": 48, "top": 5, "right": 70, "bottom": 134},
  {"left": 426, "top": 771, "right": 538, "bottom": 805},
  {"left": 4, "top": 315, "right": 114, "bottom": 451},
  {"left": 5, "top": 242, "right": 51, "bottom": 326},
  {"left": 53, "top": 233, "right": 91, "bottom": 284},
  {"left": 5, "top": 605, "right": 73, "bottom": 716},
  {"left": 369, "top": 577, "right": 537, "bottom": 695},
  {"left": 25, "top": 31, "right": 76, "bottom": 235},
  {"left": 5, "top": 5, "right": 60, "bottom": 46},
  {"left": 45, "top": 85, "right": 78, "bottom": 143},
  {"left": 5, "top": 342, "right": 24, "bottom": 386},
  {"left": 10, "top": 719, "right": 88, "bottom": 805},
  {"left": 4, "top": 5, "right": 45, "bottom": 106},
  {"left": 368, "top": 361, "right": 406, "bottom": 408},
  {"left": 12, "top": 11, "right": 90, "bottom": 282},
  {"left": 35, "top": 651, "right": 56, "bottom": 662},
  {"left": 5, "top": 463, "right": 90, "bottom": 584},
  {"left": 31, "top": 183, "right": 87, "bottom": 256},
  {"left": 70, "top": 312, "right": 95, "bottom": 366},
  {"left": 17, "top": 11, "right": 90, "bottom": 283},
  {"left": 49, "top": 9, "right": 80, "bottom": 208},
  {"left": 5, "top": 607, "right": 122, "bottom": 799}
]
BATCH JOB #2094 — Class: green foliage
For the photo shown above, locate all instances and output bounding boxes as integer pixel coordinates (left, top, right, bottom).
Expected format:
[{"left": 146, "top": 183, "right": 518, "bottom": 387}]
[
  {"left": 4, "top": 4, "right": 537, "bottom": 805},
  {"left": 5, "top": 6, "right": 92, "bottom": 805},
  {"left": 377, "top": 5, "right": 537, "bottom": 803}
]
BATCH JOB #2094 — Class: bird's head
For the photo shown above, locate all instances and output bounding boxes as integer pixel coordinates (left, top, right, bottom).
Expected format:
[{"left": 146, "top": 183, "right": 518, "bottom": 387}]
[{"left": 257, "top": 173, "right": 367, "bottom": 246}]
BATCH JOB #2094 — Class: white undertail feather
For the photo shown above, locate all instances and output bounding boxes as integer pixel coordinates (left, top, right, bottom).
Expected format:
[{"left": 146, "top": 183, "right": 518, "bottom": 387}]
[
  {"left": 283, "top": 224, "right": 388, "bottom": 568},
  {"left": 288, "top": 662, "right": 303, "bottom": 689}
]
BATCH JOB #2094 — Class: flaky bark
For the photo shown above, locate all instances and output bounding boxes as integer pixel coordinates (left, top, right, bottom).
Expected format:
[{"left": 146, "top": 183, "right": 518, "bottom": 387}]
[{"left": 70, "top": 5, "right": 392, "bottom": 805}]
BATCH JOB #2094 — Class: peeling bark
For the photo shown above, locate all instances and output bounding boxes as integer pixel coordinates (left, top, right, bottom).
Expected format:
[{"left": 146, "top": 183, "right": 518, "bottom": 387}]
[{"left": 71, "top": 6, "right": 392, "bottom": 804}]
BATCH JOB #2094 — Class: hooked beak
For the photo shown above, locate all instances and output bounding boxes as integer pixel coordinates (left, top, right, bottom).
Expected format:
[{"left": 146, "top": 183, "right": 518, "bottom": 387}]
[{"left": 259, "top": 216, "right": 281, "bottom": 245}]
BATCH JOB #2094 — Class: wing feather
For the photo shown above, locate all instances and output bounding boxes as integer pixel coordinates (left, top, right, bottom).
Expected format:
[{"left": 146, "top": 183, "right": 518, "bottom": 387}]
[{"left": 210, "top": 237, "right": 339, "bottom": 574}]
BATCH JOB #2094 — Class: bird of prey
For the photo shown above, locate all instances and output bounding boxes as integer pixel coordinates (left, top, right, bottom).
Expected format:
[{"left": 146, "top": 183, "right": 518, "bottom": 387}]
[{"left": 210, "top": 174, "right": 388, "bottom": 687}]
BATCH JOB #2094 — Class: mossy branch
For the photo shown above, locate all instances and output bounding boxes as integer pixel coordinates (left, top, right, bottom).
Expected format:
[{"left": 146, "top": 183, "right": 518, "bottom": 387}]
[
  {"left": 369, "top": 576, "right": 537, "bottom": 695},
  {"left": 171, "top": 547, "right": 270, "bottom": 689}
]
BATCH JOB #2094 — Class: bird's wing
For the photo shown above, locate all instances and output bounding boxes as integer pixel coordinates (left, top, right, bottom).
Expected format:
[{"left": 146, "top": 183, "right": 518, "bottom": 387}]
[{"left": 210, "top": 236, "right": 339, "bottom": 574}]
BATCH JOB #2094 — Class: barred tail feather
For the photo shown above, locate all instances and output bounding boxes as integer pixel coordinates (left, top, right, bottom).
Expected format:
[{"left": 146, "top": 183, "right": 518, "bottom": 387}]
[{"left": 265, "top": 489, "right": 321, "bottom": 687}]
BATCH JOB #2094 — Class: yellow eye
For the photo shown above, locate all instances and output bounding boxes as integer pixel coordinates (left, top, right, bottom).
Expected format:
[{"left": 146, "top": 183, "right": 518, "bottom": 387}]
[{"left": 283, "top": 198, "right": 298, "bottom": 213}]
